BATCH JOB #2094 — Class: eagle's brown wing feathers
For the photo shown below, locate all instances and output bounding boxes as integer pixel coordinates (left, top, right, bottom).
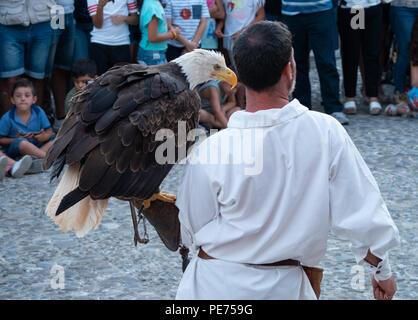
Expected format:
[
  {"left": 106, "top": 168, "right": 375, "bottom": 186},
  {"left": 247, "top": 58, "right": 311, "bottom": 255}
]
[{"left": 44, "top": 63, "right": 200, "bottom": 213}]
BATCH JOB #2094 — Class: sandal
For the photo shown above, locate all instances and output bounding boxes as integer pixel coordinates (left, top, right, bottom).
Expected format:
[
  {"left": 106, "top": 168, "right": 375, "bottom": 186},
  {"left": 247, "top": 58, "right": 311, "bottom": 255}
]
[
  {"left": 369, "top": 101, "right": 382, "bottom": 115},
  {"left": 343, "top": 101, "right": 357, "bottom": 114},
  {"left": 384, "top": 102, "right": 409, "bottom": 116}
]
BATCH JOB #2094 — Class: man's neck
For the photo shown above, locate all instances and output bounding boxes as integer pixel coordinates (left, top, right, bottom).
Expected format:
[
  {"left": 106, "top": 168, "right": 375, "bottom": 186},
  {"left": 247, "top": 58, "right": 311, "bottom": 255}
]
[{"left": 245, "top": 86, "right": 290, "bottom": 113}]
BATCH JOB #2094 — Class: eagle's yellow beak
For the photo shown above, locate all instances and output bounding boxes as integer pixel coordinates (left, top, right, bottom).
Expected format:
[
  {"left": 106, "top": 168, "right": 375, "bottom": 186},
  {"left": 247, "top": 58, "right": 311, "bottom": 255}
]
[{"left": 212, "top": 68, "right": 238, "bottom": 89}]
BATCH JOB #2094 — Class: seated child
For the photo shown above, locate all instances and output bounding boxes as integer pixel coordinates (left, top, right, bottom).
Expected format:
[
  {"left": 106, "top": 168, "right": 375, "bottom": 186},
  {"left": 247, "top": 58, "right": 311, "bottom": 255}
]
[
  {"left": 0, "top": 78, "right": 54, "bottom": 160},
  {"left": 0, "top": 151, "right": 32, "bottom": 180},
  {"left": 198, "top": 80, "right": 242, "bottom": 129},
  {"left": 65, "top": 59, "right": 98, "bottom": 115}
]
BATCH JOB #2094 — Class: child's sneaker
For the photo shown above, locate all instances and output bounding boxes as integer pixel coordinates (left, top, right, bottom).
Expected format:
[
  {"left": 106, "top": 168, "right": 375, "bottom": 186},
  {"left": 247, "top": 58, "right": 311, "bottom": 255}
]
[
  {"left": 11, "top": 155, "right": 32, "bottom": 178},
  {"left": 0, "top": 156, "right": 8, "bottom": 181}
]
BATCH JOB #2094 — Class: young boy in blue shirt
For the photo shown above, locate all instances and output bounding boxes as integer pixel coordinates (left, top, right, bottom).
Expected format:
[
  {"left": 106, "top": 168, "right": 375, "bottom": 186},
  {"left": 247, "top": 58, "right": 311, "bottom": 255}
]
[{"left": 0, "top": 78, "right": 54, "bottom": 160}]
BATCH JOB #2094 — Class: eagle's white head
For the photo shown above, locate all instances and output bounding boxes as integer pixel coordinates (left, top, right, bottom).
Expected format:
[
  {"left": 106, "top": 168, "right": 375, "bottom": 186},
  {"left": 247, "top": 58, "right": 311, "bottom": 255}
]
[{"left": 173, "top": 49, "right": 238, "bottom": 90}]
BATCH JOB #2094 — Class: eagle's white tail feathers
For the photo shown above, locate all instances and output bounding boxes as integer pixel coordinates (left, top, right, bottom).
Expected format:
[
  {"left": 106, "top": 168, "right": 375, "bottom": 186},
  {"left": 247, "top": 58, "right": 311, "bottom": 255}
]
[{"left": 46, "top": 163, "right": 108, "bottom": 237}]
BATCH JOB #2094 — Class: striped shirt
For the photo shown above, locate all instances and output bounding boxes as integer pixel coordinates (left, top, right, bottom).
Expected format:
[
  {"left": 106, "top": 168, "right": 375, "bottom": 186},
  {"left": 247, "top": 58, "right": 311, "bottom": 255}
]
[
  {"left": 87, "top": 0, "right": 138, "bottom": 46},
  {"left": 281, "top": 0, "right": 333, "bottom": 16},
  {"left": 165, "top": 0, "right": 210, "bottom": 48}
]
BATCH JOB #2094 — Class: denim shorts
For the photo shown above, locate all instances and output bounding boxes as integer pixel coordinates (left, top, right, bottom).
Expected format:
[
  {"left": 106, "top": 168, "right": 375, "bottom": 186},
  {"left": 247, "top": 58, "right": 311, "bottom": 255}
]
[
  {"left": 0, "top": 22, "right": 52, "bottom": 79},
  {"left": 137, "top": 47, "right": 167, "bottom": 66},
  {"left": 5, "top": 136, "right": 54, "bottom": 159},
  {"left": 45, "top": 12, "right": 76, "bottom": 77}
]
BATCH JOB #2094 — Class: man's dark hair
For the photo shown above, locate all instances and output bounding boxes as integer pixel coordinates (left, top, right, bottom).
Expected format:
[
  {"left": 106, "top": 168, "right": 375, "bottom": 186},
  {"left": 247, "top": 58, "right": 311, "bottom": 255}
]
[
  {"left": 72, "top": 59, "right": 98, "bottom": 78},
  {"left": 11, "top": 78, "right": 36, "bottom": 96},
  {"left": 233, "top": 21, "right": 293, "bottom": 91}
]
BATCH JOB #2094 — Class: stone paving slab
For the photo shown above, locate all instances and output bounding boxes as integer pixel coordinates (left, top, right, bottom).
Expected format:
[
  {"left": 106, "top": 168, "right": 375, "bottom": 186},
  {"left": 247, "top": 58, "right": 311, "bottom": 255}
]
[{"left": 0, "top": 56, "right": 417, "bottom": 300}]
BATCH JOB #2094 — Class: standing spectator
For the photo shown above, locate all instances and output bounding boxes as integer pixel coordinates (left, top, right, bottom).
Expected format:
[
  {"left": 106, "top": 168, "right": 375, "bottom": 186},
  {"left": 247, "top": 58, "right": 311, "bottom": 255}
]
[
  {"left": 265, "top": 0, "right": 282, "bottom": 22},
  {"left": 201, "top": 0, "right": 225, "bottom": 50},
  {"left": 281, "top": 0, "right": 349, "bottom": 125},
  {"left": 390, "top": 0, "right": 418, "bottom": 103},
  {"left": 137, "top": 0, "right": 181, "bottom": 65},
  {"left": 88, "top": 0, "right": 139, "bottom": 75},
  {"left": 338, "top": 0, "right": 384, "bottom": 115},
  {"left": 74, "top": 0, "right": 94, "bottom": 62},
  {"left": 45, "top": 0, "right": 77, "bottom": 132},
  {"left": 215, "top": 0, "right": 265, "bottom": 67},
  {"left": 0, "top": 0, "right": 55, "bottom": 116},
  {"left": 164, "top": 0, "right": 210, "bottom": 61}
]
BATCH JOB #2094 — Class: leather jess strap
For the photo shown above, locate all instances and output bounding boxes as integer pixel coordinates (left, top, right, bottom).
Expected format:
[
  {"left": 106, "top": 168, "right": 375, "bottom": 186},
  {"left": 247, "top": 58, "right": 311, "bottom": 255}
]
[{"left": 198, "top": 248, "right": 301, "bottom": 267}]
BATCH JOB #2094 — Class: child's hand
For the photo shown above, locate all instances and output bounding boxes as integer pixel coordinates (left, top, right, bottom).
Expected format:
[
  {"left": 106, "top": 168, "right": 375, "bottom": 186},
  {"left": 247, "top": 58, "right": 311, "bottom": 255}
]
[
  {"left": 172, "top": 26, "right": 182, "bottom": 37},
  {"left": 215, "top": 28, "right": 224, "bottom": 38},
  {"left": 110, "top": 14, "right": 127, "bottom": 26},
  {"left": 17, "top": 131, "right": 34, "bottom": 140},
  {"left": 33, "top": 129, "right": 45, "bottom": 141},
  {"left": 98, "top": 0, "right": 111, "bottom": 9},
  {"left": 185, "top": 40, "right": 198, "bottom": 52}
]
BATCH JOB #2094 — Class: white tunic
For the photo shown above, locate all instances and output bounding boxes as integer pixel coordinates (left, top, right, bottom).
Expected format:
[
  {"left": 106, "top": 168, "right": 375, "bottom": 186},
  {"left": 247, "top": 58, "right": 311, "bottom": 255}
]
[{"left": 175, "top": 99, "right": 400, "bottom": 300}]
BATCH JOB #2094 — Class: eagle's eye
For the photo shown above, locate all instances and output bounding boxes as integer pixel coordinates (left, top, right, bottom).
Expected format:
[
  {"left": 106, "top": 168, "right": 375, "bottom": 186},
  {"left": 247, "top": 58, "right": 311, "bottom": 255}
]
[{"left": 213, "top": 64, "right": 221, "bottom": 71}]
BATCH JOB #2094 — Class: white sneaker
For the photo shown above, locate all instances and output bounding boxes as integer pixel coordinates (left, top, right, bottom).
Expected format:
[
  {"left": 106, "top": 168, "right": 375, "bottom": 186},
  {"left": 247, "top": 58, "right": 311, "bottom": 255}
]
[
  {"left": 369, "top": 101, "right": 382, "bottom": 115},
  {"left": 331, "top": 112, "right": 349, "bottom": 125},
  {"left": 0, "top": 156, "right": 8, "bottom": 181},
  {"left": 11, "top": 155, "right": 32, "bottom": 178},
  {"left": 343, "top": 101, "right": 357, "bottom": 114}
]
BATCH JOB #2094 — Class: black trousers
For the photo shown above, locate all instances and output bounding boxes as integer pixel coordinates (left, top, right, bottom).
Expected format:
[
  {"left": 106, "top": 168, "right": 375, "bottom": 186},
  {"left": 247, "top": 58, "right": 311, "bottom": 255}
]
[
  {"left": 338, "top": 4, "right": 383, "bottom": 98},
  {"left": 282, "top": 9, "right": 343, "bottom": 114},
  {"left": 89, "top": 42, "right": 131, "bottom": 75}
]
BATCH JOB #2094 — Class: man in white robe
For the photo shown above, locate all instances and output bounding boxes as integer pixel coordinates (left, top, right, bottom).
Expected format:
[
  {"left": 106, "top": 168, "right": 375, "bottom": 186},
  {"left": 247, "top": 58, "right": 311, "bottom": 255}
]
[{"left": 175, "top": 21, "right": 400, "bottom": 300}]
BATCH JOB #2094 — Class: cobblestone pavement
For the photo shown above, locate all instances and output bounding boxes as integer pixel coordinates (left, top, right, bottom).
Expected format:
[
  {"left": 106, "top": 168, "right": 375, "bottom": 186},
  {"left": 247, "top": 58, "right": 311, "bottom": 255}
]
[{"left": 0, "top": 56, "right": 417, "bottom": 300}]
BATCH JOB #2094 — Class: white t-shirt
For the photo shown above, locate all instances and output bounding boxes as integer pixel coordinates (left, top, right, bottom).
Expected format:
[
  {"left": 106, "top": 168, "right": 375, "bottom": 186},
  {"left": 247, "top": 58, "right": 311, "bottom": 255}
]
[
  {"left": 87, "top": 0, "right": 138, "bottom": 46},
  {"left": 165, "top": 0, "right": 210, "bottom": 48},
  {"left": 222, "top": 0, "right": 264, "bottom": 50}
]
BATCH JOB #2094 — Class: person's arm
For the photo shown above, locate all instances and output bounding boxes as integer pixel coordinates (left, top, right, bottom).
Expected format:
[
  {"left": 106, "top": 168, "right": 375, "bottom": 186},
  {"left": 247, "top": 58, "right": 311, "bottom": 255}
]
[
  {"left": 214, "top": 18, "right": 224, "bottom": 38},
  {"left": 191, "top": 18, "right": 207, "bottom": 48},
  {"left": 91, "top": 0, "right": 110, "bottom": 29},
  {"left": 148, "top": 16, "right": 180, "bottom": 43},
  {"left": 232, "top": 4, "right": 265, "bottom": 39},
  {"left": 201, "top": 86, "right": 228, "bottom": 128},
  {"left": 209, "top": 0, "right": 225, "bottom": 19},
  {"left": 328, "top": 122, "right": 400, "bottom": 299},
  {"left": 0, "top": 137, "right": 16, "bottom": 146},
  {"left": 176, "top": 155, "right": 220, "bottom": 248}
]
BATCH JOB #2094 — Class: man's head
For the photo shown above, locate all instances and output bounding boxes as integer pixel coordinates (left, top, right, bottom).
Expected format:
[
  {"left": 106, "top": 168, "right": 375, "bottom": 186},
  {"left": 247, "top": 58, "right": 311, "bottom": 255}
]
[
  {"left": 233, "top": 21, "right": 295, "bottom": 94},
  {"left": 11, "top": 78, "right": 37, "bottom": 112},
  {"left": 72, "top": 59, "right": 98, "bottom": 91}
]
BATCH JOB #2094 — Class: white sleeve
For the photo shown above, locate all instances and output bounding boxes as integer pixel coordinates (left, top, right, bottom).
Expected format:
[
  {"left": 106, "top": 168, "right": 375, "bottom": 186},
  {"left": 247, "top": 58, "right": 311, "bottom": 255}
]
[
  {"left": 87, "top": 0, "right": 99, "bottom": 16},
  {"left": 328, "top": 123, "right": 400, "bottom": 266},
  {"left": 176, "top": 160, "right": 220, "bottom": 248}
]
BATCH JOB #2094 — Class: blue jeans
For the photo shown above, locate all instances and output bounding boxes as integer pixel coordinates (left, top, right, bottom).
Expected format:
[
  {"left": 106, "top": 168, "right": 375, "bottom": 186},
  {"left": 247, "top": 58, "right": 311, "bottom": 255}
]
[
  {"left": 0, "top": 22, "right": 52, "bottom": 79},
  {"left": 390, "top": 6, "right": 418, "bottom": 93},
  {"left": 45, "top": 12, "right": 76, "bottom": 77},
  {"left": 283, "top": 9, "right": 343, "bottom": 114},
  {"left": 137, "top": 47, "right": 167, "bottom": 66},
  {"left": 73, "top": 22, "right": 93, "bottom": 62}
]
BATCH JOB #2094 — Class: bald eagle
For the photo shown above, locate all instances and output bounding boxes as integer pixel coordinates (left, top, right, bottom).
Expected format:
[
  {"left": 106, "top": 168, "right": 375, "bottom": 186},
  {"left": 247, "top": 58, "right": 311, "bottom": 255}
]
[{"left": 43, "top": 50, "right": 237, "bottom": 246}]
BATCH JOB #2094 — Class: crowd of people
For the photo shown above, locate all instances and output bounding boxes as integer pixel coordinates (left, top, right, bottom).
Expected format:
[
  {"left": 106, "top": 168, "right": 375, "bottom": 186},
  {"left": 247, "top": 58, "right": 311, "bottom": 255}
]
[{"left": 0, "top": 0, "right": 417, "bottom": 181}]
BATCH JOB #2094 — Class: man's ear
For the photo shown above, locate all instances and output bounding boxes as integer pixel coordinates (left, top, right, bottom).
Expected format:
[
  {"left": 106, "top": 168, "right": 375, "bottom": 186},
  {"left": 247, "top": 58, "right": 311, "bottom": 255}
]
[{"left": 282, "top": 62, "right": 293, "bottom": 82}]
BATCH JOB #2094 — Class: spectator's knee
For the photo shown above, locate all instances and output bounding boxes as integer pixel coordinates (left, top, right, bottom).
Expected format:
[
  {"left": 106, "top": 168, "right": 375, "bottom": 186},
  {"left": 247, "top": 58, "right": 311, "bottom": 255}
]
[{"left": 17, "top": 138, "right": 32, "bottom": 151}]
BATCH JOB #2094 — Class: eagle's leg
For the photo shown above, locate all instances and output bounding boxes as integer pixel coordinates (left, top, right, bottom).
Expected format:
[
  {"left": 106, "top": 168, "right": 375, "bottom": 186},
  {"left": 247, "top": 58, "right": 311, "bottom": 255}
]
[{"left": 130, "top": 201, "right": 141, "bottom": 247}]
